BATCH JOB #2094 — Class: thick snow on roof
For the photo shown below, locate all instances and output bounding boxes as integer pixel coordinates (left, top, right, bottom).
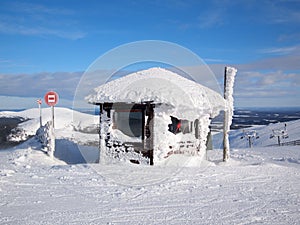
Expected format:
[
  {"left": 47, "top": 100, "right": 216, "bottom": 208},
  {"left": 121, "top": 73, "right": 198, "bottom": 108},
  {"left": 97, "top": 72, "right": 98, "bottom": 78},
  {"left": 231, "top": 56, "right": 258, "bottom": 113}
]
[{"left": 86, "top": 67, "right": 225, "bottom": 118}]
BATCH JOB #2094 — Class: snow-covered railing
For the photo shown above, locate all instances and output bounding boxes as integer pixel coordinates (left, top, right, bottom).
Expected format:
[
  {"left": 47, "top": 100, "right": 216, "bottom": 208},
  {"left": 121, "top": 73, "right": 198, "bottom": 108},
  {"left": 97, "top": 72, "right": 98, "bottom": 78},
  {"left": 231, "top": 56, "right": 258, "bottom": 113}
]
[
  {"left": 36, "top": 121, "right": 55, "bottom": 157},
  {"left": 280, "top": 139, "right": 300, "bottom": 146}
]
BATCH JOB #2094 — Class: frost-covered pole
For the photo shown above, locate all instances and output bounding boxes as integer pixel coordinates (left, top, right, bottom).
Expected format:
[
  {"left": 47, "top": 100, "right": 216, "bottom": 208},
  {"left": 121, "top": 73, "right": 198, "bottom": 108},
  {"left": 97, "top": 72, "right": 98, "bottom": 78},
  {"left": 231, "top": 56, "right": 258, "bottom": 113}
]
[
  {"left": 39, "top": 103, "right": 42, "bottom": 128},
  {"left": 223, "top": 67, "right": 237, "bottom": 162},
  {"left": 48, "top": 120, "right": 55, "bottom": 158},
  {"left": 51, "top": 106, "right": 55, "bottom": 128},
  {"left": 99, "top": 104, "right": 106, "bottom": 164},
  {"left": 37, "top": 99, "right": 42, "bottom": 128}
]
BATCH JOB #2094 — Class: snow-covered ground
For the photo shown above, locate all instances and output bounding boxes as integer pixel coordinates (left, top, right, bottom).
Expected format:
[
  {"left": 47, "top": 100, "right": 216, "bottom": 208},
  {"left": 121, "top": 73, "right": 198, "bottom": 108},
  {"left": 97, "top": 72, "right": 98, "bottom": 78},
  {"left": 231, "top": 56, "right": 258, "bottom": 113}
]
[{"left": 0, "top": 108, "right": 300, "bottom": 224}]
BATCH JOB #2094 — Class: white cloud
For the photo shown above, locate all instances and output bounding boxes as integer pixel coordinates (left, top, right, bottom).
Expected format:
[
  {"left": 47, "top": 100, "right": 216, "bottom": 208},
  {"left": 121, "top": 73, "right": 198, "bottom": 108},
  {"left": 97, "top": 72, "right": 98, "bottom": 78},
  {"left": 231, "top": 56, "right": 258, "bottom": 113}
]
[
  {"left": 234, "top": 70, "right": 300, "bottom": 100},
  {"left": 239, "top": 46, "right": 300, "bottom": 71}
]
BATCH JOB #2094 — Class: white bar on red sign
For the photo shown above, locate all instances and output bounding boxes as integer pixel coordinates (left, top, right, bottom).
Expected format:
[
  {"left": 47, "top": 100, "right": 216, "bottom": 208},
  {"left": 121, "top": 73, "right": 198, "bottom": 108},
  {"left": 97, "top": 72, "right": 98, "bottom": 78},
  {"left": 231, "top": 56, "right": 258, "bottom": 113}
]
[{"left": 48, "top": 95, "right": 56, "bottom": 103}]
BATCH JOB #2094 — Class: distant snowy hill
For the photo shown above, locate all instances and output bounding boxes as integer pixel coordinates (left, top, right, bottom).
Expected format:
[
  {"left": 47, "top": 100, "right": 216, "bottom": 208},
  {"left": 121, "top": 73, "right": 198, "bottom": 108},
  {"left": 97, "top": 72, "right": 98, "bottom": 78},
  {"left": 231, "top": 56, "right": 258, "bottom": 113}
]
[
  {"left": 213, "top": 118, "right": 300, "bottom": 149},
  {"left": 1, "top": 107, "right": 300, "bottom": 151},
  {"left": 0, "top": 107, "right": 98, "bottom": 132},
  {"left": 0, "top": 107, "right": 99, "bottom": 143}
]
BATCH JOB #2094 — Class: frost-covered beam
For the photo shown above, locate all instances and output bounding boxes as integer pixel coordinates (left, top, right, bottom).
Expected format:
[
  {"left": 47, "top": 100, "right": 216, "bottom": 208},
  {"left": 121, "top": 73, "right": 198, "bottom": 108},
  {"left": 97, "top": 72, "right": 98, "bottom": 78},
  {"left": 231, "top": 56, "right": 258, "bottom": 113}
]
[{"left": 223, "top": 66, "right": 237, "bottom": 162}]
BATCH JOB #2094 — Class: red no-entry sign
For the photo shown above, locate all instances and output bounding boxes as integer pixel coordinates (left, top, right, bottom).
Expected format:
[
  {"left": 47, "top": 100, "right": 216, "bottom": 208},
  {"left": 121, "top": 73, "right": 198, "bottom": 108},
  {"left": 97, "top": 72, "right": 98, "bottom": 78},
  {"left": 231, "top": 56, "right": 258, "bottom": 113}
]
[{"left": 44, "top": 91, "right": 59, "bottom": 106}]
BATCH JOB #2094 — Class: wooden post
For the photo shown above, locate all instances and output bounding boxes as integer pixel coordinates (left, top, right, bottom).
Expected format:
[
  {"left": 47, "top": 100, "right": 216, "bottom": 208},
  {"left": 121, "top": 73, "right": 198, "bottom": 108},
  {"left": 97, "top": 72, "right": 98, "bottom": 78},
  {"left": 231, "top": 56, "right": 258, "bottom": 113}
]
[
  {"left": 98, "top": 104, "right": 105, "bottom": 163},
  {"left": 223, "top": 112, "right": 230, "bottom": 161},
  {"left": 223, "top": 67, "right": 229, "bottom": 161},
  {"left": 142, "top": 107, "right": 145, "bottom": 149},
  {"left": 222, "top": 66, "right": 237, "bottom": 162},
  {"left": 39, "top": 102, "right": 42, "bottom": 128},
  {"left": 51, "top": 106, "right": 55, "bottom": 128},
  {"left": 145, "top": 103, "right": 154, "bottom": 165}
]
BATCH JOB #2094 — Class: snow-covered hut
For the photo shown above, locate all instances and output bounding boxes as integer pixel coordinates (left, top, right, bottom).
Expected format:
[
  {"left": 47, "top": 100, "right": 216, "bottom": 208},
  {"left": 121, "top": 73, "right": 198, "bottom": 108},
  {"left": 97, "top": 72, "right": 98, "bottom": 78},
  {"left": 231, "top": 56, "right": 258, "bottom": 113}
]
[{"left": 86, "top": 67, "right": 226, "bottom": 165}]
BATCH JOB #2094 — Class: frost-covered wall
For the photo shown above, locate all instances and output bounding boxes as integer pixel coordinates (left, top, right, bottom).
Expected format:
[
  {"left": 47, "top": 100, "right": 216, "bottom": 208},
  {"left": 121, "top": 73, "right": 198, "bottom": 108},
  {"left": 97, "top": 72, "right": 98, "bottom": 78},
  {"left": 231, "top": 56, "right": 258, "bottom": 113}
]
[
  {"left": 88, "top": 67, "right": 227, "bottom": 165},
  {"left": 97, "top": 105, "right": 213, "bottom": 165},
  {"left": 98, "top": 111, "right": 149, "bottom": 165},
  {"left": 153, "top": 106, "right": 211, "bottom": 164},
  {"left": 36, "top": 121, "right": 55, "bottom": 157}
]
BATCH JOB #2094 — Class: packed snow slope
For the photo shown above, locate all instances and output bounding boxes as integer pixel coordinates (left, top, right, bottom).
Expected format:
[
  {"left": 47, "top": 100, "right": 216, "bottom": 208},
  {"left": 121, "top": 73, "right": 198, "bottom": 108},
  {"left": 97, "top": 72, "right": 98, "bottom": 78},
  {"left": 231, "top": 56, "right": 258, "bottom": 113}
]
[{"left": 0, "top": 108, "right": 300, "bottom": 224}]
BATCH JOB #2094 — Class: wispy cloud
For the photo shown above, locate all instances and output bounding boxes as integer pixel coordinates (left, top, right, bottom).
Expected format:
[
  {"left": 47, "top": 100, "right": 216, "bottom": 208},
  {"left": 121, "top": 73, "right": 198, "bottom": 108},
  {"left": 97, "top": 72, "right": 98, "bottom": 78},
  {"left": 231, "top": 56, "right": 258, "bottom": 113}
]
[
  {"left": 267, "top": 1, "right": 300, "bottom": 24},
  {"left": 8, "top": 1, "right": 74, "bottom": 15},
  {"left": 0, "top": 59, "right": 11, "bottom": 64},
  {"left": 0, "top": 58, "right": 39, "bottom": 73},
  {"left": 0, "top": 1, "right": 86, "bottom": 40},
  {"left": 0, "top": 21, "right": 85, "bottom": 40},
  {"left": 259, "top": 46, "right": 299, "bottom": 55},
  {"left": 236, "top": 45, "right": 300, "bottom": 71},
  {"left": 241, "top": 55, "right": 300, "bottom": 71},
  {"left": 204, "top": 58, "right": 226, "bottom": 63},
  {"left": 278, "top": 33, "right": 300, "bottom": 42},
  {"left": 239, "top": 0, "right": 300, "bottom": 25},
  {"left": 197, "top": 8, "right": 224, "bottom": 28}
]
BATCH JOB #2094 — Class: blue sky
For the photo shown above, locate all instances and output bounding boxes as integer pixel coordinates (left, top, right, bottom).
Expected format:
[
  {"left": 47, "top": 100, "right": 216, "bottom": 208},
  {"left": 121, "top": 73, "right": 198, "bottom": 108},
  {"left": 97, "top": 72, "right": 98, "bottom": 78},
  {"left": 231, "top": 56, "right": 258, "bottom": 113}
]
[{"left": 0, "top": 0, "right": 300, "bottom": 109}]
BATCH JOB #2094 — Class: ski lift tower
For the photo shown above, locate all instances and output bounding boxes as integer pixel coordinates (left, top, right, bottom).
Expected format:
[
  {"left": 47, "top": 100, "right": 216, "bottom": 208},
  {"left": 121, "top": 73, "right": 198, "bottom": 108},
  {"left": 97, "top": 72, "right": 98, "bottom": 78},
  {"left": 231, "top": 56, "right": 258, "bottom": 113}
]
[
  {"left": 241, "top": 130, "right": 259, "bottom": 148},
  {"left": 270, "top": 123, "right": 289, "bottom": 146}
]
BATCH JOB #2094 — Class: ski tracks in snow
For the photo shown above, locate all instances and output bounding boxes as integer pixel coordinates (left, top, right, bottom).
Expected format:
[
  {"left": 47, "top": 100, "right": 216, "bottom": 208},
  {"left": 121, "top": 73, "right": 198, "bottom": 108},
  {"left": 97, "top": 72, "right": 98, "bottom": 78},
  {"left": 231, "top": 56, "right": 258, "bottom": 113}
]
[{"left": 0, "top": 142, "right": 300, "bottom": 224}]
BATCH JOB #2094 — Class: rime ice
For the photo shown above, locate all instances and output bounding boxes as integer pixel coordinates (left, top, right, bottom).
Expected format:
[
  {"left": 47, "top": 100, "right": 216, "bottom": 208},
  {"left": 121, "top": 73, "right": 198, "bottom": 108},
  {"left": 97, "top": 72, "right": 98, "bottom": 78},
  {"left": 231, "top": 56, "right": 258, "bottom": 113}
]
[{"left": 87, "top": 67, "right": 226, "bottom": 164}]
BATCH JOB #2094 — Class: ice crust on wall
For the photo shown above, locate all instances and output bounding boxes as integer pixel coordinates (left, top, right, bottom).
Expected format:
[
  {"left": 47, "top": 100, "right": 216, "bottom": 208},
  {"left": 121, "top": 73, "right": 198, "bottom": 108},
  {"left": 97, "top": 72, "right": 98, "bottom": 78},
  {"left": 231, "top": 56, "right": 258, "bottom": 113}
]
[
  {"left": 36, "top": 121, "right": 55, "bottom": 157},
  {"left": 153, "top": 106, "right": 211, "bottom": 163}
]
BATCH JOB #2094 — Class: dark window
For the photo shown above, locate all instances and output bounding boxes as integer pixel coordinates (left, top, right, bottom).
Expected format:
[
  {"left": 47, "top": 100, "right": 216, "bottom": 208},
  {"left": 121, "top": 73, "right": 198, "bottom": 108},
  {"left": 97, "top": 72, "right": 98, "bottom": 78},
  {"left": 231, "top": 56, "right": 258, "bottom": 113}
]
[
  {"left": 168, "top": 116, "right": 192, "bottom": 134},
  {"left": 114, "top": 110, "right": 143, "bottom": 138}
]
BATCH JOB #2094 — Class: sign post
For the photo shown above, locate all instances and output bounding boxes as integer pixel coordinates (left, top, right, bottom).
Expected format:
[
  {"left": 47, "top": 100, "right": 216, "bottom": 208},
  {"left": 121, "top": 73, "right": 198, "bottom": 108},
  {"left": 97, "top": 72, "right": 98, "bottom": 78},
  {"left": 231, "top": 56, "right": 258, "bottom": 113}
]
[
  {"left": 36, "top": 99, "right": 42, "bottom": 128},
  {"left": 44, "top": 91, "right": 59, "bottom": 128}
]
